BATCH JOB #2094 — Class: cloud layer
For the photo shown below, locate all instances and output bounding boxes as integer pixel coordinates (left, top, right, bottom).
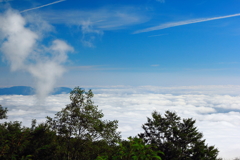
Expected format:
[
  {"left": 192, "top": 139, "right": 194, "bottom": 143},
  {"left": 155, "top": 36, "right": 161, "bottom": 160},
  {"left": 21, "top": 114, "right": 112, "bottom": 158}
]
[
  {"left": 0, "top": 9, "right": 73, "bottom": 100},
  {"left": 0, "top": 85, "right": 240, "bottom": 159}
]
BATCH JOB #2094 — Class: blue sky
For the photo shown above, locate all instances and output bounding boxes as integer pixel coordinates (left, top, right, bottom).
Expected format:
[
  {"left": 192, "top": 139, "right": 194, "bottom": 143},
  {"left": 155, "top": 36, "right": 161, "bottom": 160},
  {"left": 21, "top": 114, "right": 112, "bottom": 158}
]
[
  {"left": 1, "top": 0, "right": 240, "bottom": 88},
  {"left": 1, "top": 1, "right": 240, "bottom": 158}
]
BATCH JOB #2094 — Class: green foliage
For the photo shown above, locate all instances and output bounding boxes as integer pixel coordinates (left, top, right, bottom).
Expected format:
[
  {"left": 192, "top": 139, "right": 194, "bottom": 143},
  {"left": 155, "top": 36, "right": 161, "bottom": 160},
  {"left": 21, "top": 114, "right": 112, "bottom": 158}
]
[
  {"left": 25, "top": 120, "right": 58, "bottom": 160},
  {"left": 97, "top": 137, "right": 163, "bottom": 160},
  {"left": 138, "top": 110, "right": 219, "bottom": 160},
  {"left": 46, "top": 87, "right": 121, "bottom": 159},
  {"left": 0, "top": 118, "right": 57, "bottom": 160},
  {"left": 114, "top": 137, "right": 163, "bottom": 160},
  {"left": 46, "top": 87, "right": 120, "bottom": 142},
  {"left": 0, "top": 104, "right": 8, "bottom": 119},
  {"left": 0, "top": 121, "right": 31, "bottom": 159}
]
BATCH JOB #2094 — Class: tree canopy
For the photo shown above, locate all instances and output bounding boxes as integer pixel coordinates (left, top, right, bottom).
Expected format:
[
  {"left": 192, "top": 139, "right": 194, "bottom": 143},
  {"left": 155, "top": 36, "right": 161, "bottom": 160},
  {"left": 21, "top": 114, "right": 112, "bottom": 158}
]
[
  {"left": 0, "top": 104, "right": 8, "bottom": 119},
  {"left": 46, "top": 87, "right": 120, "bottom": 143},
  {"left": 46, "top": 87, "right": 121, "bottom": 159},
  {"left": 138, "top": 110, "right": 219, "bottom": 160}
]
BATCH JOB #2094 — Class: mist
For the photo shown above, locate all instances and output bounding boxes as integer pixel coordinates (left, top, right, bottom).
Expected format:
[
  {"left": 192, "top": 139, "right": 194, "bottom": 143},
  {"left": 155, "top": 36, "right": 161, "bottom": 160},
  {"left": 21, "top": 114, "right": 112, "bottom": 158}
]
[{"left": 0, "top": 8, "right": 74, "bottom": 100}]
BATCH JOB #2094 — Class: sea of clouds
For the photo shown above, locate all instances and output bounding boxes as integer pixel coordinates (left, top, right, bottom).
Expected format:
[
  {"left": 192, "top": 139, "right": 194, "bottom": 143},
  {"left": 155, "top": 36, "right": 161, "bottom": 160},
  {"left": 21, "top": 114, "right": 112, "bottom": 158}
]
[{"left": 0, "top": 85, "right": 240, "bottom": 159}]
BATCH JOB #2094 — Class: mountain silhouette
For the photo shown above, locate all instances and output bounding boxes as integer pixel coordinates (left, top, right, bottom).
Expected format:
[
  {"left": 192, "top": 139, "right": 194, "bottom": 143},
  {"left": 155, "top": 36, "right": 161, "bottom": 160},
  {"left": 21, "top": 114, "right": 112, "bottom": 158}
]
[{"left": 0, "top": 86, "right": 72, "bottom": 95}]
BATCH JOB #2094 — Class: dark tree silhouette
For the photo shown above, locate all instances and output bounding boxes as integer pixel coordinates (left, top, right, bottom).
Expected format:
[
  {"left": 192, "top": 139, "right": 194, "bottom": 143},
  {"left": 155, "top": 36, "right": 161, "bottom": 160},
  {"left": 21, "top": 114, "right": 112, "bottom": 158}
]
[
  {"left": 138, "top": 111, "right": 219, "bottom": 160},
  {"left": 0, "top": 105, "right": 8, "bottom": 119}
]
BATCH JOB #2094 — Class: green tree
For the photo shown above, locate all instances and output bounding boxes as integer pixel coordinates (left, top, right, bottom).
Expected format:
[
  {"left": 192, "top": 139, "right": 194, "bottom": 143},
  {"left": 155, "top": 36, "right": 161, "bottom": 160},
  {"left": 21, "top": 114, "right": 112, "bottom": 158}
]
[
  {"left": 114, "top": 137, "right": 163, "bottom": 160},
  {"left": 0, "top": 104, "right": 8, "bottom": 119},
  {"left": 0, "top": 112, "right": 57, "bottom": 159},
  {"left": 46, "top": 87, "right": 121, "bottom": 159},
  {"left": 0, "top": 120, "right": 31, "bottom": 159},
  {"left": 96, "top": 137, "right": 163, "bottom": 160},
  {"left": 24, "top": 120, "right": 58, "bottom": 160},
  {"left": 0, "top": 105, "right": 31, "bottom": 159},
  {"left": 138, "top": 111, "right": 219, "bottom": 160}
]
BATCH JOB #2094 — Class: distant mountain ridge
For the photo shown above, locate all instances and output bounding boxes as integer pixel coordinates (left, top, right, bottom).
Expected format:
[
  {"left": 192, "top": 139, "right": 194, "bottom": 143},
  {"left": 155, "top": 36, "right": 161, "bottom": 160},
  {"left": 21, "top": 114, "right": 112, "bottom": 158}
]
[{"left": 0, "top": 86, "right": 72, "bottom": 95}]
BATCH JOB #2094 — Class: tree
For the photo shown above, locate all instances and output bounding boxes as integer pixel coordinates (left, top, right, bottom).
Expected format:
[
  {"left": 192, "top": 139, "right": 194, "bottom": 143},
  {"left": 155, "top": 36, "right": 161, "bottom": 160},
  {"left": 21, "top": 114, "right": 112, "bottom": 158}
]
[
  {"left": 0, "top": 114, "right": 57, "bottom": 159},
  {"left": 96, "top": 137, "right": 163, "bottom": 160},
  {"left": 24, "top": 120, "right": 58, "bottom": 160},
  {"left": 0, "top": 105, "right": 31, "bottom": 159},
  {"left": 46, "top": 87, "right": 121, "bottom": 159},
  {"left": 0, "top": 105, "right": 8, "bottom": 119},
  {"left": 138, "top": 111, "right": 219, "bottom": 160},
  {"left": 0, "top": 120, "right": 32, "bottom": 159}
]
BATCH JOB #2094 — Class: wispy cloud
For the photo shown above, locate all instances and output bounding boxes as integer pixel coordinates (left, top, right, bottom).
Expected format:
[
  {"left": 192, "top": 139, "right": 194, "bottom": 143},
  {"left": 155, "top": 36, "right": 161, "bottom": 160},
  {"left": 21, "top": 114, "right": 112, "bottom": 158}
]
[
  {"left": 134, "top": 13, "right": 240, "bottom": 34},
  {"left": 40, "top": 7, "right": 148, "bottom": 47},
  {"left": 79, "top": 20, "right": 104, "bottom": 47},
  {"left": 20, "top": 0, "right": 66, "bottom": 13}
]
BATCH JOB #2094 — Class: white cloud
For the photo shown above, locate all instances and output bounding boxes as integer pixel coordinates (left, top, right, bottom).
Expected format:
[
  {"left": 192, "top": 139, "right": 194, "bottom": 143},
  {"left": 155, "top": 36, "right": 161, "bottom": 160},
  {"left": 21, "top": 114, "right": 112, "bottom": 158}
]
[
  {"left": 134, "top": 13, "right": 240, "bottom": 34},
  {"left": 0, "top": 9, "right": 38, "bottom": 71},
  {"left": 40, "top": 7, "right": 148, "bottom": 47},
  {"left": 0, "top": 9, "right": 73, "bottom": 100},
  {"left": 42, "top": 8, "right": 148, "bottom": 30},
  {"left": 80, "top": 20, "right": 104, "bottom": 47},
  {"left": 1, "top": 85, "right": 240, "bottom": 159}
]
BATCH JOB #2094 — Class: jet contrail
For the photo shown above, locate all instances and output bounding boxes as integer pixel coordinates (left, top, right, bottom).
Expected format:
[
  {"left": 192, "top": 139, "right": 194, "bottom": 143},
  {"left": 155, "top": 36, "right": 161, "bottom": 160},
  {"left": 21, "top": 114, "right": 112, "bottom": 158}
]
[
  {"left": 20, "top": 0, "right": 66, "bottom": 13},
  {"left": 134, "top": 13, "right": 240, "bottom": 34}
]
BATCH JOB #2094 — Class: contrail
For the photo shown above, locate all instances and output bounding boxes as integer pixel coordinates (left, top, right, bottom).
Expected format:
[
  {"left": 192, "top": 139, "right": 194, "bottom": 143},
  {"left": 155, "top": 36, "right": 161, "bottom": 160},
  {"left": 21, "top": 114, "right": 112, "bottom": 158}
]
[
  {"left": 134, "top": 13, "right": 240, "bottom": 34},
  {"left": 20, "top": 0, "right": 66, "bottom": 13}
]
